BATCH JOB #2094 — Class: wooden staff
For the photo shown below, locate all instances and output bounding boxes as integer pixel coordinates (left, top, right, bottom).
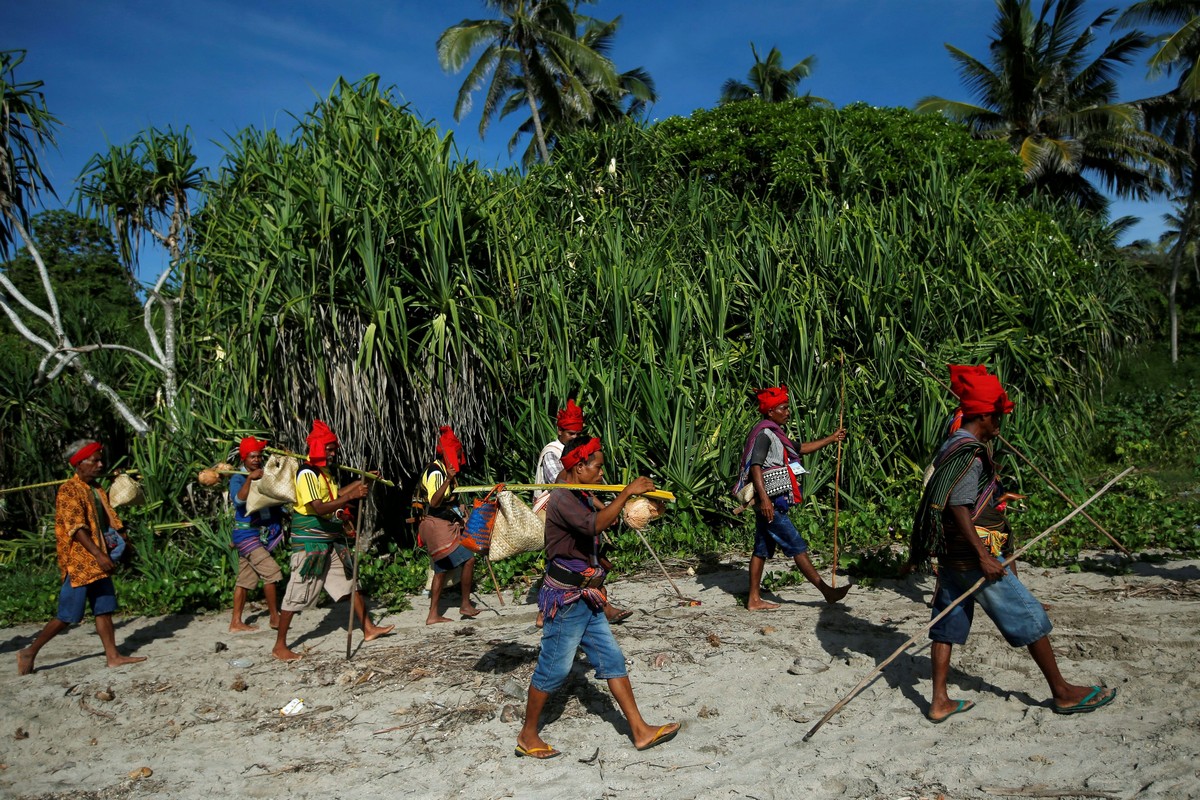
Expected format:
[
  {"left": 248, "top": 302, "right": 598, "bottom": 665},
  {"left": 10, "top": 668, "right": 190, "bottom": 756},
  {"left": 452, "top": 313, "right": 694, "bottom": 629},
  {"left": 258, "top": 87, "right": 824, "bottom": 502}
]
[
  {"left": 482, "top": 557, "right": 506, "bottom": 607},
  {"left": 266, "top": 447, "right": 396, "bottom": 488},
  {"left": 346, "top": 530, "right": 361, "bottom": 660},
  {"left": 628, "top": 523, "right": 701, "bottom": 606},
  {"left": 918, "top": 364, "right": 1130, "bottom": 556},
  {"left": 802, "top": 465, "right": 1134, "bottom": 742},
  {"left": 832, "top": 352, "right": 846, "bottom": 588}
]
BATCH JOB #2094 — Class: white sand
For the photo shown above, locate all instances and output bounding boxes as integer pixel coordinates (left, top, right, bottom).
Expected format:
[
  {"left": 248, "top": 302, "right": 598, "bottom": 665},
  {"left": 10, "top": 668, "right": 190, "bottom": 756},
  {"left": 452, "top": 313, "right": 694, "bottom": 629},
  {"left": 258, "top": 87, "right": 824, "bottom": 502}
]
[{"left": 2, "top": 557, "right": 1198, "bottom": 800}]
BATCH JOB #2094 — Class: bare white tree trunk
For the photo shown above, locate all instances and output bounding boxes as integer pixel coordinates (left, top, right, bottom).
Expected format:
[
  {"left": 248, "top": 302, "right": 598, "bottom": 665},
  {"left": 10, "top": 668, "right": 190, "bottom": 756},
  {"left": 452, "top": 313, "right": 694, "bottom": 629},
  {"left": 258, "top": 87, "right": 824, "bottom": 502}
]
[{"left": 1, "top": 207, "right": 157, "bottom": 435}]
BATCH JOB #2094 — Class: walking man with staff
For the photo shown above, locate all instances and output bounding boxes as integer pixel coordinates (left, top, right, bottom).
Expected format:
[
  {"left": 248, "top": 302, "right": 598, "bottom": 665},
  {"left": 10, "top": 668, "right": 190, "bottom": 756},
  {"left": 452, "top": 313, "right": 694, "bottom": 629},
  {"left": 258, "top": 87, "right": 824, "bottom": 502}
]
[
  {"left": 272, "top": 420, "right": 393, "bottom": 661},
  {"left": 908, "top": 365, "right": 1116, "bottom": 722},
  {"left": 735, "top": 385, "right": 848, "bottom": 610}
]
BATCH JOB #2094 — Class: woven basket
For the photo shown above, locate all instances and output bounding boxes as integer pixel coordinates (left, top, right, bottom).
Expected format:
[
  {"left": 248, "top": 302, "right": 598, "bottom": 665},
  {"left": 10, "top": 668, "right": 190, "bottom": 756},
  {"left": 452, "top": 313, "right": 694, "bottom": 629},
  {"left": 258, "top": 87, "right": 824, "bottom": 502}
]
[
  {"left": 108, "top": 475, "right": 145, "bottom": 508},
  {"left": 247, "top": 454, "right": 298, "bottom": 514},
  {"left": 488, "top": 491, "right": 544, "bottom": 562}
]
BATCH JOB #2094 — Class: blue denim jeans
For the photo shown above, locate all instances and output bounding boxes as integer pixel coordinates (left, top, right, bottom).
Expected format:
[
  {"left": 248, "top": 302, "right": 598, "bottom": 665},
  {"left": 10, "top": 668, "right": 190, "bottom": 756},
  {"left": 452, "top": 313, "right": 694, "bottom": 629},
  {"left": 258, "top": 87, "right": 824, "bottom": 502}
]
[
  {"left": 930, "top": 558, "right": 1053, "bottom": 647},
  {"left": 530, "top": 599, "right": 627, "bottom": 692},
  {"left": 753, "top": 500, "right": 809, "bottom": 559}
]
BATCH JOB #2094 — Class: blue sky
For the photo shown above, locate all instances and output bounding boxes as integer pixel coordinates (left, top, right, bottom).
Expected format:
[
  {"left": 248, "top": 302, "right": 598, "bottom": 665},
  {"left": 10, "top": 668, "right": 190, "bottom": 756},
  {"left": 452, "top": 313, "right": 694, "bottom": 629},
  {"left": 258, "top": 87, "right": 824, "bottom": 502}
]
[{"left": 8, "top": 0, "right": 1179, "bottom": 275}]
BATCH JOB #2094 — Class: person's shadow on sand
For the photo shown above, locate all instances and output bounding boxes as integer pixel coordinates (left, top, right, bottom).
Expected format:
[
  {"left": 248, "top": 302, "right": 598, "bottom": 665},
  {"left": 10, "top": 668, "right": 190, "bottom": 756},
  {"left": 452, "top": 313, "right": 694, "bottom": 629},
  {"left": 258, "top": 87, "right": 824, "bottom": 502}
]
[{"left": 813, "top": 601, "right": 1040, "bottom": 717}]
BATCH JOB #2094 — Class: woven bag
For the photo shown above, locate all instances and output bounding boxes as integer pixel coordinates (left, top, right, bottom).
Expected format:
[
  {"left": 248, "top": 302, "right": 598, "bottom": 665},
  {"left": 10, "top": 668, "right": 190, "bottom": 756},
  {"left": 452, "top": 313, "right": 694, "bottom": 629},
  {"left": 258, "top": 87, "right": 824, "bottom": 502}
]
[
  {"left": 108, "top": 474, "right": 145, "bottom": 508},
  {"left": 462, "top": 490, "right": 501, "bottom": 553},
  {"left": 247, "top": 454, "right": 298, "bottom": 514},
  {"left": 488, "top": 491, "right": 544, "bottom": 562}
]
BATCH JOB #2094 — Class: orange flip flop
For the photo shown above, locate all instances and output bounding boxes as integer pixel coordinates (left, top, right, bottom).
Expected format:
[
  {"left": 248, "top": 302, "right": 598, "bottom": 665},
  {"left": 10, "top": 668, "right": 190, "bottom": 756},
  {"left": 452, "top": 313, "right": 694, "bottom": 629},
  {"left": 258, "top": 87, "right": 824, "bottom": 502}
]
[
  {"left": 636, "top": 723, "right": 680, "bottom": 751},
  {"left": 515, "top": 744, "right": 561, "bottom": 759}
]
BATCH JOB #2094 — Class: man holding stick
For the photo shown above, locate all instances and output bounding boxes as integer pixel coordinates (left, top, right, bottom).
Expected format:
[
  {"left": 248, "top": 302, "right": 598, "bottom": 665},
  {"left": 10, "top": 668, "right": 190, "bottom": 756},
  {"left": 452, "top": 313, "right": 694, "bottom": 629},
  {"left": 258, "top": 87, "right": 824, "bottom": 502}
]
[
  {"left": 909, "top": 365, "right": 1115, "bottom": 722},
  {"left": 272, "top": 420, "right": 393, "bottom": 660}
]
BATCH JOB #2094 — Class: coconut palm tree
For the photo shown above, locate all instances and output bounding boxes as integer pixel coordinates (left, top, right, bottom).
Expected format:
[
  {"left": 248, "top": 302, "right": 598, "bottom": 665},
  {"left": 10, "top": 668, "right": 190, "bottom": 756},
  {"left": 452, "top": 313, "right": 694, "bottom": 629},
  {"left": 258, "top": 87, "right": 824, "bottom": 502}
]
[
  {"left": 437, "top": 0, "right": 618, "bottom": 165},
  {"left": 917, "top": 0, "right": 1172, "bottom": 210},
  {"left": 501, "top": 15, "right": 658, "bottom": 166},
  {"left": 1118, "top": 1, "right": 1200, "bottom": 360},
  {"left": 719, "top": 43, "right": 829, "bottom": 106}
]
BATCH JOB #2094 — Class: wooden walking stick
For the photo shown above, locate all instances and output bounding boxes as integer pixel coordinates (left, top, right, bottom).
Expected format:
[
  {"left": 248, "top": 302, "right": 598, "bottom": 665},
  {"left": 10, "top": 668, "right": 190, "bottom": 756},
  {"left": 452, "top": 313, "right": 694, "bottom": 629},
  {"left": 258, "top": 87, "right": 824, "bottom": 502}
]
[
  {"left": 628, "top": 524, "right": 702, "bottom": 606},
  {"left": 482, "top": 556, "right": 505, "bottom": 606},
  {"left": 832, "top": 352, "right": 846, "bottom": 588},
  {"left": 802, "top": 465, "right": 1135, "bottom": 742},
  {"left": 917, "top": 363, "right": 1130, "bottom": 556}
]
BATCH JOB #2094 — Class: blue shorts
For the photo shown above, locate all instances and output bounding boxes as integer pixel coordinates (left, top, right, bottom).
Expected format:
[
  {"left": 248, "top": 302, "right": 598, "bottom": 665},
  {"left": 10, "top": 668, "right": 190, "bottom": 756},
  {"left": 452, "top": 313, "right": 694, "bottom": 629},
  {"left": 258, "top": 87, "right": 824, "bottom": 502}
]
[
  {"left": 433, "top": 544, "right": 474, "bottom": 574},
  {"left": 57, "top": 576, "right": 118, "bottom": 625},
  {"left": 930, "top": 559, "right": 1052, "bottom": 647},
  {"left": 753, "top": 501, "right": 809, "bottom": 559},
  {"left": 531, "top": 600, "right": 627, "bottom": 692}
]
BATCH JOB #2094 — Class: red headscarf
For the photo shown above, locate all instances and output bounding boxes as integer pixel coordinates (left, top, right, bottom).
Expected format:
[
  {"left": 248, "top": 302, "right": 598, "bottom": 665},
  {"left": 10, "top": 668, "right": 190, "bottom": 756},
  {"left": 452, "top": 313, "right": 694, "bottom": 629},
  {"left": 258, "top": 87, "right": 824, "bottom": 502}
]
[
  {"left": 948, "top": 364, "right": 1015, "bottom": 417},
  {"left": 239, "top": 436, "right": 268, "bottom": 463},
  {"left": 306, "top": 420, "right": 338, "bottom": 466},
  {"left": 561, "top": 437, "right": 602, "bottom": 470},
  {"left": 556, "top": 399, "right": 584, "bottom": 432},
  {"left": 437, "top": 425, "right": 464, "bottom": 472},
  {"left": 69, "top": 441, "right": 102, "bottom": 467},
  {"left": 755, "top": 385, "right": 789, "bottom": 414}
]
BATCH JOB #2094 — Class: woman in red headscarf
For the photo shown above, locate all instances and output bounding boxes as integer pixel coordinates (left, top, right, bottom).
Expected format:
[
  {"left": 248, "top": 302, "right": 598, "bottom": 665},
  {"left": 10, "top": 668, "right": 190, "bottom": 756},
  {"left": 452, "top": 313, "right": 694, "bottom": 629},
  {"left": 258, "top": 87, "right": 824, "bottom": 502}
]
[
  {"left": 909, "top": 365, "right": 1115, "bottom": 723},
  {"left": 417, "top": 425, "right": 480, "bottom": 624},
  {"left": 734, "top": 385, "right": 848, "bottom": 610}
]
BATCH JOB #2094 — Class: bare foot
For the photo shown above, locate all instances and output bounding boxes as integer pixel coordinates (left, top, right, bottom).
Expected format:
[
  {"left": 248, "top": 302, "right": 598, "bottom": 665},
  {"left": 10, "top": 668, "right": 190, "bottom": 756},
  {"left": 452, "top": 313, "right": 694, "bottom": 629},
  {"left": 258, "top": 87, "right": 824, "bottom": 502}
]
[
  {"left": 746, "top": 598, "right": 780, "bottom": 611},
  {"left": 269, "top": 618, "right": 280, "bottom": 630},
  {"left": 272, "top": 644, "right": 302, "bottom": 662},
  {"left": 535, "top": 611, "right": 544, "bottom": 629},
  {"left": 426, "top": 614, "right": 453, "bottom": 625},
  {"left": 460, "top": 605, "right": 480, "bottom": 619},
  {"left": 106, "top": 654, "right": 147, "bottom": 668},
  {"left": 823, "top": 584, "right": 850, "bottom": 604},
  {"left": 229, "top": 621, "right": 258, "bottom": 633},
  {"left": 17, "top": 648, "right": 35, "bottom": 676},
  {"left": 363, "top": 624, "right": 395, "bottom": 642}
]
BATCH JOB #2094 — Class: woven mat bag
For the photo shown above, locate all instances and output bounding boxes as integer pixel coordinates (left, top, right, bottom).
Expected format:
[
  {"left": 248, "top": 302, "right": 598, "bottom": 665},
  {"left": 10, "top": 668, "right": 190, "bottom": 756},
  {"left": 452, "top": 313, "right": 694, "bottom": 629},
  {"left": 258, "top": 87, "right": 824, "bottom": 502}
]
[
  {"left": 488, "top": 490, "right": 545, "bottom": 562},
  {"left": 108, "top": 474, "right": 145, "bottom": 508},
  {"left": 247, "top": 454, "right": 298, "bottom": 514}
]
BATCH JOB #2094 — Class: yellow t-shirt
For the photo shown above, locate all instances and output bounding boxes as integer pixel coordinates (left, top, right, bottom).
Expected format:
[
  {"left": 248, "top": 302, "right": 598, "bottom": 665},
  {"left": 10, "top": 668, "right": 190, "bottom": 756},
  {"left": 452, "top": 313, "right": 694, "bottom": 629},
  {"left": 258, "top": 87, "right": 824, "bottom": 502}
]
[{"left": 294, "top": 467, "right": 338, "bottom": 518}]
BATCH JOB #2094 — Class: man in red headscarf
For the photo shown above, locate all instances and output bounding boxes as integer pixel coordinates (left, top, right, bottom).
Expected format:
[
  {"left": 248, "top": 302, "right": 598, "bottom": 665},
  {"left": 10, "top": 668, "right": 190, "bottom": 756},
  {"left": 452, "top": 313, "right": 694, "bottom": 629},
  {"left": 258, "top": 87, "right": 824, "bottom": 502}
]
[
  {"left": 908, "top": 365, "right": 1115, "bottom": 722},
  {"left": 272, "top": 420, "right": 394, "bottom": 661},
  {"left": 418, "top": 425, "right": 481, "bottom": 624},
  {"left": 733, "top": 385, "right": 848, "bottom": 610},
  {"left": 18, "top": 440, "right": 146, "bottom": 675},
  {"left": 227, "top": 436, "right": 283, "bottom": 632}
]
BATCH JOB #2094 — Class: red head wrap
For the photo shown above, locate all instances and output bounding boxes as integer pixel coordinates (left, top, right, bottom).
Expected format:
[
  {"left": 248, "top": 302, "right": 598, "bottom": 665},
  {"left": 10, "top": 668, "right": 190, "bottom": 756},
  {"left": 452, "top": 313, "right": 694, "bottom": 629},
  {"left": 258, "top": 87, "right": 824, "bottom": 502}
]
[
  {"left": 306, "top": 420, "right": 338, "bottom": 466},
  {"left": 755, "top": 385, "right": 789, "bottom": 414},
  {"left": 561, "top": 437, "right": 602, "bottom": 471},
  {"left": 437, "top": 425, "right": 464, "bottom": 472},
  {"left": 69, "top": 441, "right": 102, "bottom": 467},
  {"left": 948, "top": 364, "right": 1015, "bottom": 417},
  {"left": 239, "top": 436, "right": 268, "bottom": 463},
  {"left": 556, "top": 399, "right": 584, "bottom": 432}
]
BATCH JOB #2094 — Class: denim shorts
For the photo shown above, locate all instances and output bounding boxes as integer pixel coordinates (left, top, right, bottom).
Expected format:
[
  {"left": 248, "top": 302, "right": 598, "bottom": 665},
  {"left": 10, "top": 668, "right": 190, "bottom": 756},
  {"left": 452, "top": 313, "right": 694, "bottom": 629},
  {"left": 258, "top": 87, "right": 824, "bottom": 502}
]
[
  {"left": 433, "top": 544, "right": 474, "bottom": 574},
  {"left": 930, "top": 558, "right": 1052, "bottom": 647},
  {"left": 57, "top": 576, "right": 118, "bottom": 624},
  {"left": 753, "top": 501, "right": 809, "bottom": 559},
  {"left": 531, "top": 600, "right": 627, "bottom": 692}
]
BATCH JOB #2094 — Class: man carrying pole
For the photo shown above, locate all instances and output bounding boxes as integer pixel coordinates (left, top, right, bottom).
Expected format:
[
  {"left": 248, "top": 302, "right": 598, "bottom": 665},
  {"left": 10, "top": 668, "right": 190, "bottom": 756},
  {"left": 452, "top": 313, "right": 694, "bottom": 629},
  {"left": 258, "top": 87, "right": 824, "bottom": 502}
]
[
  {"left": 908, "top": 365, "right": 1115, "bottom": 722},
  {"left": 272, "top": 420, "right": 393, "bottom": 661}
]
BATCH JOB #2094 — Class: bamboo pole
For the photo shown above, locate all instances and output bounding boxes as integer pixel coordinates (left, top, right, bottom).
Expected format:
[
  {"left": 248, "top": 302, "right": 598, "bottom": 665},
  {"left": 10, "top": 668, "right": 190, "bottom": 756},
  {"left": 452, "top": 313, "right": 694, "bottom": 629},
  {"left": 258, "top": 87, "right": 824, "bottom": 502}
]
[
  {"left": 832, "top": 352, "right": 846, "bottom": 588},
  {"left": 1, "top": 470, "right": 143, "bottom": 495},
  {"left": 455, "top": 483, "right": 676, "bottom": 503},
  {"left": 918, "top": 364, "right": 1130, "bottom": 556},
  {"left": 802, "top": 465, "right": 1134, "bottom": 742},
  {"left": 265, "top": 447, "right": 396, "bottom": 488}
]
